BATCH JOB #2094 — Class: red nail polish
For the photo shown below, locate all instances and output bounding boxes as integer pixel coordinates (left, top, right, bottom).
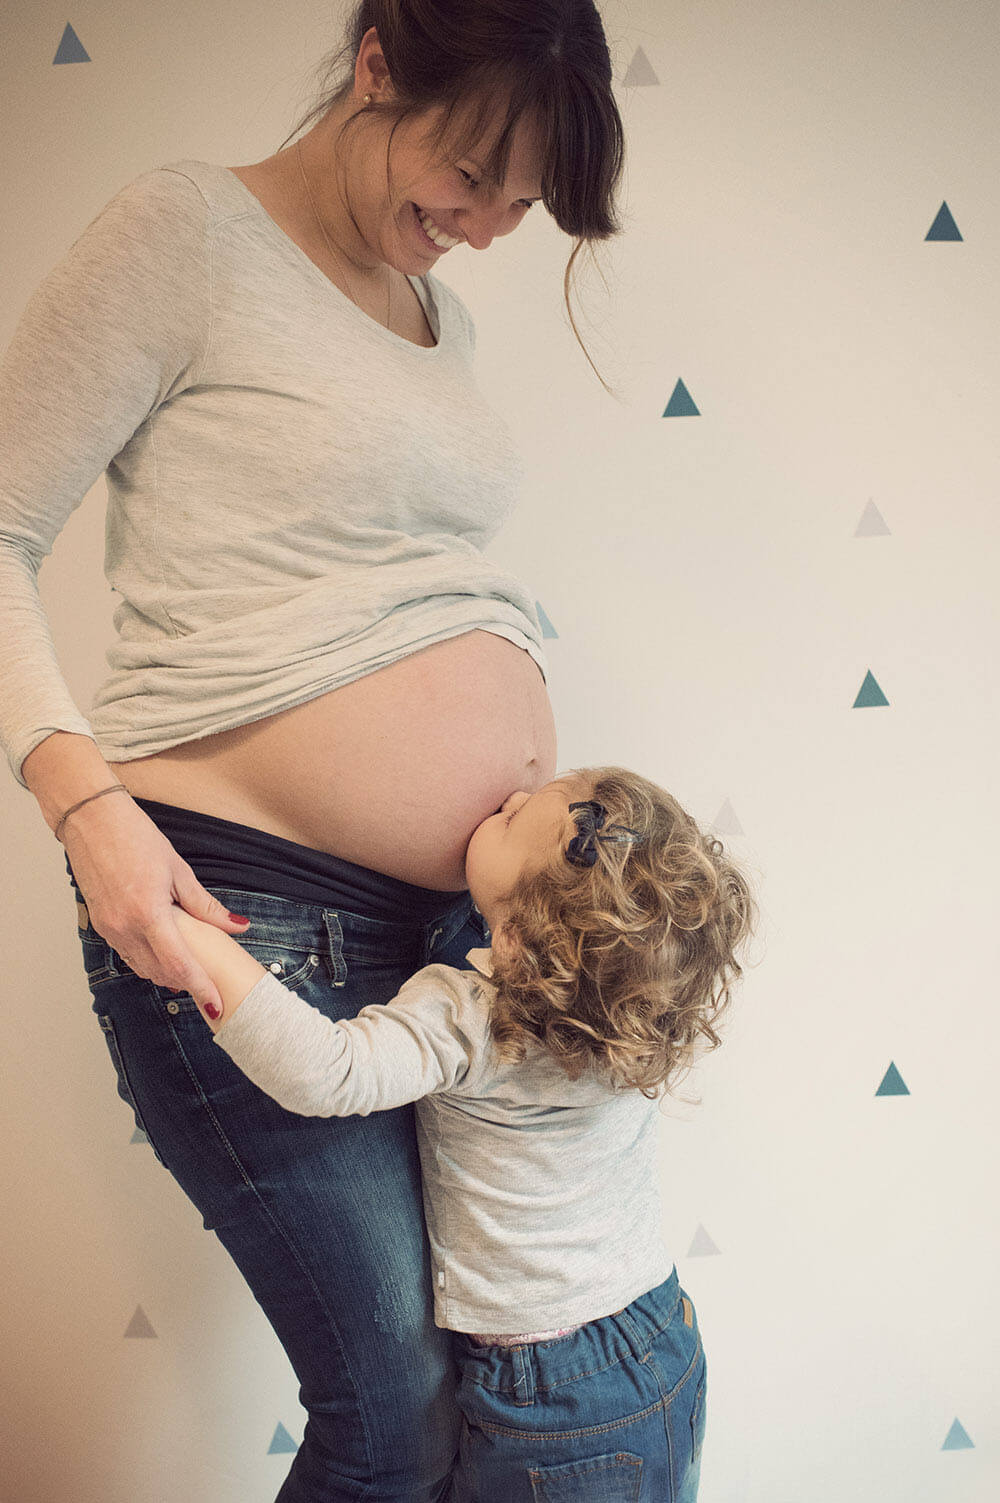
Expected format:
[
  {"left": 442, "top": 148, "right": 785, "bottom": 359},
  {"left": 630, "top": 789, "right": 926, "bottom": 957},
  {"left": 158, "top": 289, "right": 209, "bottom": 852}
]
[
  {"left": 228, "top": 912, "right": 250, "bottom": 924},
  {"left": 205, "top": 1001, "right": 221, "bottom": 1021}
]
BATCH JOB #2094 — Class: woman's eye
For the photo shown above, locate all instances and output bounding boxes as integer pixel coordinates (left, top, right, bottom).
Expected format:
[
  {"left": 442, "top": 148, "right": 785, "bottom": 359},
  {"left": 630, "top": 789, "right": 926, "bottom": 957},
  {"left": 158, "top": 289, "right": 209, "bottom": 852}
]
[{"left": 459, "top": 167, "right": 536, "bottom": 211}]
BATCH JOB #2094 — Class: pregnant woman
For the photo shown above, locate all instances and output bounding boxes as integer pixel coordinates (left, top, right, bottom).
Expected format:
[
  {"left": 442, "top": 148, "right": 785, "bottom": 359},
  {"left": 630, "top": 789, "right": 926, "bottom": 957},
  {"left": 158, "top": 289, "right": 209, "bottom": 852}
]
[{"left": 0, "top": 3, "right": 625, "bottom": 1499}]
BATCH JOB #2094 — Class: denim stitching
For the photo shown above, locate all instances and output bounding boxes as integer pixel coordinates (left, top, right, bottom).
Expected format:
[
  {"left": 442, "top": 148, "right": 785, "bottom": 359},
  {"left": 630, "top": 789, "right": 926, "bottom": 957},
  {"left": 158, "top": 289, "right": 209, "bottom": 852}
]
[
  {"left": 156, "top": 982, "right": 378, "bottom": 1482},
  {"left": 468, "top": 1392, "right": 667, "bottom": 1441},
  {"left": 471, "top": 1293, "right": 684, "bottom": 1396}
]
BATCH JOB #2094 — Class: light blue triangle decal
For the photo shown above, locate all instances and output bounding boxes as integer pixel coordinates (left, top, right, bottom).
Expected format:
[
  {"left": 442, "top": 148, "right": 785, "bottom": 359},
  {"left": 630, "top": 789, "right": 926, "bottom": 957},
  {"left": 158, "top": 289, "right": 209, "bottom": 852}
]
[
  {"left": 535, "top": 602, "right": 559, "bottom": 639},
  {"left": 855, "top": 501, "right": 891, "bottom": 537},
  {"left": 942, "top": 1418, "right": 974, "bottom": 1450},
  {"left": 130, "top": 1127, "right": 149, "bottom": 1145},
  {"left": 853, "top": 671, "right": 889, "bottom": 708},
  {"left": 54, "top": 24, "right": 91, "bottom": 64},
  {"left": 623, "top": 46, "right": 660, "bottom": 87},
  {"left": 687, "top": 1224, "right": 720, "bottom": 1257},
  {"left": 926, "top": 202, "right": 962, "bottom": 241},
  {"left": 268, "top": 1423, "right": 299, "bottom": 1455},
  {"left": 876, "top": 1062, "right": 909, "bottom": 1097},
  {"left": 712, "top": 799, "right": 745, "bottom": 837},
  {"left": 124, "top": 1305, "right": 157, "bottom": 1338},
  {"left": 664, "top": 380, "right": 700, "bottom": 418}
]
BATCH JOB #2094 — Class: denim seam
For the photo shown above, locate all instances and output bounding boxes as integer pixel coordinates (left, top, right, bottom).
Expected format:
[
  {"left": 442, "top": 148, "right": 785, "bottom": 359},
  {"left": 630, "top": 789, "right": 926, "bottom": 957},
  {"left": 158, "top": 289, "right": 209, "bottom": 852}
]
[
  {"left": 652, "top": 1329, "right": 703, "bottom": 1407},
  {"left": 473, "top": 1298, "right": 682, "bottom": 1396},
  {"left": 155, "top": 983, "right": 377, "bottom": 1484},
  {"left": 97, "top": 1014, "right": 156, "bottom": 1146},
  {"left": 527, "top": 1453, "right": 643, "bottom": 1484},
  {"left": 467, "top": 1391, "right": 667, "bottom": 1442}
]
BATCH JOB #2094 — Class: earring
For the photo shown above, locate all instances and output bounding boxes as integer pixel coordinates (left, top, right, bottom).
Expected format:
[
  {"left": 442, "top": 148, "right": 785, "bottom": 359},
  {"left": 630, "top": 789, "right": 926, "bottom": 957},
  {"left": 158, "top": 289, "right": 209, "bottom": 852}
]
[{"left": 363, "top": 93, "right": 373, "bottom": 105}]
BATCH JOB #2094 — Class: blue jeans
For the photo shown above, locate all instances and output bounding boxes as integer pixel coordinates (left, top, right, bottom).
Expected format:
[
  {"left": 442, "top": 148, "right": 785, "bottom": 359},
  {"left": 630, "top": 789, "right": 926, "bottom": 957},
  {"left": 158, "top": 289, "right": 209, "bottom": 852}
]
[
  {"left": 74, "top": 878, "right": 489, "bottom": 1502},
  {"left": 449, "top": 1269, "right": 706, "bottom": 1502}
]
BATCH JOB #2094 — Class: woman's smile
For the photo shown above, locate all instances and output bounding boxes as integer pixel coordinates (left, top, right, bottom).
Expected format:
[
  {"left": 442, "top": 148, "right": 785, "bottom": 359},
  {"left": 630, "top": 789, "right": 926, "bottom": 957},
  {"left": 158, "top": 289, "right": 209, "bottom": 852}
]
[{"left": 410, "top": 201, "right": 461, "bottom": 252}]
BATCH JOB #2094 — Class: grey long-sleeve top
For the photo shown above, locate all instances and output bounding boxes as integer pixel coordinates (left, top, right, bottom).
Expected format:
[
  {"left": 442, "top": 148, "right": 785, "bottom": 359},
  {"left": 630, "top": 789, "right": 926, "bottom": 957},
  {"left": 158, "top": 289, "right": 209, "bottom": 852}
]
[
  {"left": 212, "top": 944, "right": 674, "bottom": 1334},
  {"left": 0, "top": 160, "right": 545, "bottom": 788}
]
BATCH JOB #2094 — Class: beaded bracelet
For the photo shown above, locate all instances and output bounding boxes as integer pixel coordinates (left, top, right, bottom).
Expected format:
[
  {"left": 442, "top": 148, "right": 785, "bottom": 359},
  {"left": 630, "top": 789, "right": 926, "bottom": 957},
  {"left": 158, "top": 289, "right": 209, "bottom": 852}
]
[{"left": 53, "top": 783, "right": 130, "bottom": 843}]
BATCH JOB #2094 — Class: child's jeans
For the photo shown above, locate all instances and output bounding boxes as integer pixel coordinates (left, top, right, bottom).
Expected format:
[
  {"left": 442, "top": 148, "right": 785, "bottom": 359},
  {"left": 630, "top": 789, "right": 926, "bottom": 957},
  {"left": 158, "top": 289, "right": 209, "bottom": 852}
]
[{"left": 449, "top": 1268, "right": 705, "bottom": 1502}]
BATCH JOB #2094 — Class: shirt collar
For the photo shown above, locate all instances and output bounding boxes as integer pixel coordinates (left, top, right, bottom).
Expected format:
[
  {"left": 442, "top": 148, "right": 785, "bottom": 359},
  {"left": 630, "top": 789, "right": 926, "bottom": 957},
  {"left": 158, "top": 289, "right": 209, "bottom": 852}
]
[{"left": 464, "top": 947, "right": 494, "bottom": 979}]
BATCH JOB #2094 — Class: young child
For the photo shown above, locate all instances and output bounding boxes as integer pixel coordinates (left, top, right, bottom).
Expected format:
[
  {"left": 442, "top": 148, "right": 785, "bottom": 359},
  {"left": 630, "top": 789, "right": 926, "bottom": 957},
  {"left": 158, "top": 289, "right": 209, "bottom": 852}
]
[{"left": 175, "top": 765, "right": 755, "bottom": 1502}]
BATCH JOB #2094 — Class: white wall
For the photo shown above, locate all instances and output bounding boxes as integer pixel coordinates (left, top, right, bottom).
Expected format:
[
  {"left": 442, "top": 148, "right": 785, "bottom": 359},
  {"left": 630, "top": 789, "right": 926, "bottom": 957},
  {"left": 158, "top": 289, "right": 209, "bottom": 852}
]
[{"left": 2, "top": 2, "right": 997, "bottom": 1499}]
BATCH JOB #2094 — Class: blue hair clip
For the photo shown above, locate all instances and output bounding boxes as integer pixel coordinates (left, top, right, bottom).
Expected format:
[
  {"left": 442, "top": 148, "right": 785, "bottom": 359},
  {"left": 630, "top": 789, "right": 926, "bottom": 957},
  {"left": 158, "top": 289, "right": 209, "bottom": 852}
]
[{"left": 566, "top": 801, "right": 644, "bottom": 869}]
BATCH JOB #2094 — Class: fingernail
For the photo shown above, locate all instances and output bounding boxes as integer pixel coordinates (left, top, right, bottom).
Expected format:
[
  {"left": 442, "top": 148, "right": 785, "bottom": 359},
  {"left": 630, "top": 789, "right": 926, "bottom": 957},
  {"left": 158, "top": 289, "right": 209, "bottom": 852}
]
[
  {"left": 205, "top": 1001, "right": 221, "bottom": 1020},
  {"left": 228, "top": 912, "right": 250, "bottom": 924}
]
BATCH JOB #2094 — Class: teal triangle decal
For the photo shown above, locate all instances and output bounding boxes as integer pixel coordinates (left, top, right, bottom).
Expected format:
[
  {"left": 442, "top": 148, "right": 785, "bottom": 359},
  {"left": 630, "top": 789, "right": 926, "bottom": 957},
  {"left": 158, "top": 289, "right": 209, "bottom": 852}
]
[
  {"left": 876, "top": 1062, "right": 909, "bottom": 1097},
  {"left": 854, "top": 501, "right": 891, "bottom": 537},
  {"left": 926, "top": 202, "right": 962, "bottom": 241},
  {"left": 54, "top": 23, "right": 91, "bottom": 64},
  {"left": 942, "top": 1418, "right": 974, "bottom": 1450},
  {"left": 623, "top": 46, "right": 660, "bottom": 87},
  {"left": 535, "top": 602, "right": 559, "bottom": 640},
  {"left": 687, "top": 1224, "right": 721, "bottom": 1257},
  {"left": 268, "top": 1422, "right": 299, "bottom": 1455},
  {"left": 124, "top": 1305, "right": 157, "bottom": 1338},
  {"left": 664, "top": 379, "right": 700, "bottom": 418},
  {"left": 853, "top": 671, "right": 889, "bottom": 708}
]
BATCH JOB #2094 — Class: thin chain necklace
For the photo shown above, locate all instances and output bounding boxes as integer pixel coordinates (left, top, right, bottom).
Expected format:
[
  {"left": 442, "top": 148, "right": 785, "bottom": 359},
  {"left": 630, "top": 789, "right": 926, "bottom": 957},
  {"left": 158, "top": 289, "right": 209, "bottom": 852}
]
[{"left": 295, "top": 136, "right": 393, "bottom": 331}]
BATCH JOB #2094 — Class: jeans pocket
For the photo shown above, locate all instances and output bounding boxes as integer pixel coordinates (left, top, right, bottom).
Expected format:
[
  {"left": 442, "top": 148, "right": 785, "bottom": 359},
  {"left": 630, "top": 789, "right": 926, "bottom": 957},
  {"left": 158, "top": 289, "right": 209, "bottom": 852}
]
[
  {"left": 96, "top": 1013, "right": 164, "bottom": 1162},
  {"left": 529, "top": 1452, "right": 643, "bottom": 1502},
  {"left": 155, "top": 942, "right": 325, "bottom": 1017},
  {"left": 79, "top": 931, "right": 121, "bottom": 988}
]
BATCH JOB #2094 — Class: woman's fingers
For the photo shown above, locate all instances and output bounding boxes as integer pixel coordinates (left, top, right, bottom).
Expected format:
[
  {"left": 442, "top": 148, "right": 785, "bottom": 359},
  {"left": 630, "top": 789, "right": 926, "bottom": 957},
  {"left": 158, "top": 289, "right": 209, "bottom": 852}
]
[
  {"left": 136, "top": 911, "right": 227, "bottom": 1016},
  {"left": 171, "top": 866, "right": 251, "bottom": 934}
]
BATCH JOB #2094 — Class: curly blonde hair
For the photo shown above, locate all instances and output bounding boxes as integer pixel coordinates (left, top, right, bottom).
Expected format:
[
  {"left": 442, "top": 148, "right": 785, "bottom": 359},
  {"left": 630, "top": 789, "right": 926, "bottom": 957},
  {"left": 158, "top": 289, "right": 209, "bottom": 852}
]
[{"left": 487, "top": 766, "right": 757, "bottom": 1097}]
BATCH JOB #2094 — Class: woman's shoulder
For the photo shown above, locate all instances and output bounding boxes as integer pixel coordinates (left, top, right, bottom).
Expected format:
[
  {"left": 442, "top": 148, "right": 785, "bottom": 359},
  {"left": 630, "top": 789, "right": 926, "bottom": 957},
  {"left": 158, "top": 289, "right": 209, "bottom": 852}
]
[{"left": 89, "top": 160, "right": 254, "bottom": 248}]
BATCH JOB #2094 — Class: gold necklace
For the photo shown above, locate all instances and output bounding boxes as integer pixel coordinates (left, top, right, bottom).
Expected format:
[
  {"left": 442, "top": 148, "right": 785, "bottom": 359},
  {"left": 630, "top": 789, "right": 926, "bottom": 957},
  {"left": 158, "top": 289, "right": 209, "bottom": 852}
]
[{"left": 295, "top": 137, "right": 392, "bottom": 331}]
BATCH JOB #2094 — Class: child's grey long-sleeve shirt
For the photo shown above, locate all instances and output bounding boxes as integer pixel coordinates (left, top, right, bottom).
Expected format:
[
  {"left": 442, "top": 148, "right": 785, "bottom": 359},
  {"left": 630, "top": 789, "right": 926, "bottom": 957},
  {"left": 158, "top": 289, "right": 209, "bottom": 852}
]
[
  {"left": 212, "top": 945, "right": 674, "bottom": 1335},
  {"left": 0, "top": 160, "right": 545, "bottom": 788}
]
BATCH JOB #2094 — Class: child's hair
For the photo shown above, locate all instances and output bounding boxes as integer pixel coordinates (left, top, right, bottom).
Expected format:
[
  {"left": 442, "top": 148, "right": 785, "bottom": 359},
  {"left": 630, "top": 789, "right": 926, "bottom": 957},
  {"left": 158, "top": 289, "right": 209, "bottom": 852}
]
[{"left": 487, "top": 766, "right": 757, "bottom": 1098}]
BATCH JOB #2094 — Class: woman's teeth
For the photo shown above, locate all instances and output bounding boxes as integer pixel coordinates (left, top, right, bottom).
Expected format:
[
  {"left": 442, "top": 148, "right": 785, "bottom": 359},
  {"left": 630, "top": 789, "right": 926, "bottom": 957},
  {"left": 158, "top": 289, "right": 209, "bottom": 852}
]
[{"left": 416, "top": 205, "right": 461, "bottom": 250}]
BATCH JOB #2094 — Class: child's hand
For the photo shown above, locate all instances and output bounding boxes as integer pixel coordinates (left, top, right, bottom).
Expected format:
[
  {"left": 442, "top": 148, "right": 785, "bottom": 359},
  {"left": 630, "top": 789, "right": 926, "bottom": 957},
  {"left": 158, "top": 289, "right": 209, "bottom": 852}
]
[{"left": 171, "top": 907, "right": 268, "bottom": 1032}]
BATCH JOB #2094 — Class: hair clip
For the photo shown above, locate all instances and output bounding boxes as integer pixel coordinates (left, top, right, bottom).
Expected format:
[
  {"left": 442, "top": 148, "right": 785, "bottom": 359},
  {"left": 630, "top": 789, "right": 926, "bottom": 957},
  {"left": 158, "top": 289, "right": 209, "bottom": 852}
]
[{"left": 565, "top": 800, "right": 644, "bottom": 868}]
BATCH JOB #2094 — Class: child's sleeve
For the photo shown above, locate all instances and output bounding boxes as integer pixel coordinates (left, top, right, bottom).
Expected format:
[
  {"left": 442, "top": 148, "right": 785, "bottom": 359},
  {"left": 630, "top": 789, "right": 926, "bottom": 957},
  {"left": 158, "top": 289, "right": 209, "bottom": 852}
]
[{"left": 211, "top": 964, "right": 485, "bottom": 1117}]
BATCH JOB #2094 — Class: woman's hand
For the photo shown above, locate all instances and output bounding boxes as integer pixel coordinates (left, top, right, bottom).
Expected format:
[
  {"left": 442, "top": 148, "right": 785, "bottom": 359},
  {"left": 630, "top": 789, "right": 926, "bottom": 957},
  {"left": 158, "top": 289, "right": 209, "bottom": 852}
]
[{"left": 63, "top": 791, "right": 253, "bottom": 1017}]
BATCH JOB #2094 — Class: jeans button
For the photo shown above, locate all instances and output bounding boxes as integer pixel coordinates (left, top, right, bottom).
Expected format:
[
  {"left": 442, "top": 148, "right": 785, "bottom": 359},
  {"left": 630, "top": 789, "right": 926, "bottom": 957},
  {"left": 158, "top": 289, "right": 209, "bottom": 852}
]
[{"left": 166, "top": 1000, "right": 180, "bottom": 1015}]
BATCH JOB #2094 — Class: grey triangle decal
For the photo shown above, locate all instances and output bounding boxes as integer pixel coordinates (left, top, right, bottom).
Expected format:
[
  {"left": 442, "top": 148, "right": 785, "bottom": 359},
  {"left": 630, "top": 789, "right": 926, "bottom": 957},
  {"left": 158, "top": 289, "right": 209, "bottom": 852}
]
[{"left": 854, "top": 501, "right": 891, "bottom": 537}]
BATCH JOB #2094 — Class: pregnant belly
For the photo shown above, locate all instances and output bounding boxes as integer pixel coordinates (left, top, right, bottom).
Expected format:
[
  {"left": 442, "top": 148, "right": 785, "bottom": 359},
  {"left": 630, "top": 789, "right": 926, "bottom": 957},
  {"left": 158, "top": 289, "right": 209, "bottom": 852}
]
[{"left": 109, "top": 631, "right": 558, "bottom": 891}]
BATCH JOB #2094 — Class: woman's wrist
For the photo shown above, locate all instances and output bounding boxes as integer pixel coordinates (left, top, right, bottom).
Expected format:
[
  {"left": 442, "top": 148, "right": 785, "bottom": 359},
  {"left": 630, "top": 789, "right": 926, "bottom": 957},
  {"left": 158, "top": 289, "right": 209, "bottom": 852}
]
[{"left": 21, "top": 731, "right": 123, "bottom": 834}]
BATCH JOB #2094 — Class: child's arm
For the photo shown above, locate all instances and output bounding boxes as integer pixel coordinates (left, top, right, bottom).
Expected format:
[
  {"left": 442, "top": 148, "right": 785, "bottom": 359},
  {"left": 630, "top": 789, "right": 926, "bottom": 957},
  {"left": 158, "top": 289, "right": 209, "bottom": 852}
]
[
  {"left": 172, "top": 908, "right": 484, "bottom": 1118},
  {"left": 172, "top": 907, "right": 268, "bottom": 1028}
]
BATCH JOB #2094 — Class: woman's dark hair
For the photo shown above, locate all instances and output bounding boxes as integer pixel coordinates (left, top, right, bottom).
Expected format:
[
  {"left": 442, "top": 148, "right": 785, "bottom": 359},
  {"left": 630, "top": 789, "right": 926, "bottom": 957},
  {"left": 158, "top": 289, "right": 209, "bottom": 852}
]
[{"left": 276, "top": 0, "right": 625, "bottom": 388}]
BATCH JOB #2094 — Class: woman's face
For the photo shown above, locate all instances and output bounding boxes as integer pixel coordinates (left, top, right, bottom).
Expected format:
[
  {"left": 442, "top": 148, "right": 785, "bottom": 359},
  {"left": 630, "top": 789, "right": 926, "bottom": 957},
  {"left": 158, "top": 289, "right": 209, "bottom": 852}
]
[{"left": 358, "top": 102, "right": 547, "bottom": 274}]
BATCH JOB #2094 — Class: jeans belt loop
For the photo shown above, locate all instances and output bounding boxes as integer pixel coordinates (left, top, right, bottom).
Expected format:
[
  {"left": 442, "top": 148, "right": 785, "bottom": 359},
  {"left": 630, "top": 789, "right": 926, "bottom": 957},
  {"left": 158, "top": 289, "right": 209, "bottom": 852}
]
[{"left": 511, "top": 1343, "right": 536, "bottom": 1407}]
